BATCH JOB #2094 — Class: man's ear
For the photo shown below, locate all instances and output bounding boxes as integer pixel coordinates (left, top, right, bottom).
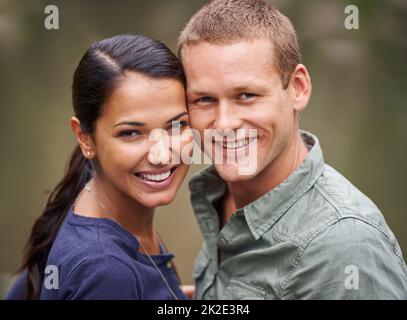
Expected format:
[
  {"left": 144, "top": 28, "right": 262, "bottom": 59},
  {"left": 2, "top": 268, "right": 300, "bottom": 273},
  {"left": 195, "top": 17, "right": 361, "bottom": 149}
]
[
  {"left": 70, "top": 117, "right": 95, "bottom": 159},
  {"left": 288, "top": 64, "right": 312, "bottom": 112}
]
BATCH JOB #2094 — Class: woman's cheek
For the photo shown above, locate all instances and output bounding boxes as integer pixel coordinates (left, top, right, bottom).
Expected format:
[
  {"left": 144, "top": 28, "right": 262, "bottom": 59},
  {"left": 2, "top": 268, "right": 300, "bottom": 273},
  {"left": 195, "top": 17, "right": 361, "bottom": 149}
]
[{"left": 103, "top": 142, "right": 146, "bottom": 172}]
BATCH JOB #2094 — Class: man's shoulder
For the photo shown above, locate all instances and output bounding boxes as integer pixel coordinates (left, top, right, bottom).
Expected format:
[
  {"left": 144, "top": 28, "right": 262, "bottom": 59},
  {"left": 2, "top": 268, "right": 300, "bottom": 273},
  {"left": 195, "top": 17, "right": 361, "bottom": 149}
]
[
  {"left": 273, "top": 163, "right": 394, "bottom": 248},
  {"left": 315, "top": 163, "right": 392, "bottom": 236},
  {"left": 280, "top": 166, "right": 407, "bottom": 299},
  {"left": 318, "top": 164, "right": 382, "bottom": 218},
  {"left": 281, "top": 216, "right": 407, "bottom": 299}
]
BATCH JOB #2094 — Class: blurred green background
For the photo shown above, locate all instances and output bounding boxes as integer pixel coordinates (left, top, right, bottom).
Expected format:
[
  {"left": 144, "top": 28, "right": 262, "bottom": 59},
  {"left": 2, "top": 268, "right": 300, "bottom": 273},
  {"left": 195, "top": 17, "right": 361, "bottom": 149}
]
[{"left": 0, "top": 0, "right": 406, "bottom": 297}]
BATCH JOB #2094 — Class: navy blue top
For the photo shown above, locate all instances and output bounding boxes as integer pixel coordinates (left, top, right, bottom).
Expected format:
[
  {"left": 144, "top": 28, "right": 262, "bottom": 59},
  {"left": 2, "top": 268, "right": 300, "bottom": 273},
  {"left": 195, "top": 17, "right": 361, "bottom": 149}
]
[{"left": 5, "top": 207, "right": 187, "bottom": 300}]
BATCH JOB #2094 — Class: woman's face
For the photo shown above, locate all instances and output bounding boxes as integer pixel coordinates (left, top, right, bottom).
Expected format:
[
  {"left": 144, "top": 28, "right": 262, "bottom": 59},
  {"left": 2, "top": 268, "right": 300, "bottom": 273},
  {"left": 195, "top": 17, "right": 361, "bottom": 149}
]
[{"left": 92, "top": 71, "right": 190, "bottom": 208}]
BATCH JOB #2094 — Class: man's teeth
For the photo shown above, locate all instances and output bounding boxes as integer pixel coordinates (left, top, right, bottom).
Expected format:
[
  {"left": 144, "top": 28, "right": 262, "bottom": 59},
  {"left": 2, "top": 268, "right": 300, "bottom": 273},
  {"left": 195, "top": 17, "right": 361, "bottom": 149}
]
[
  {"left": 223, "top": 138, "right": 254, "bottom": 149},
  {"left": 138, "top": 170, "right": 171, "bottom": 182}
]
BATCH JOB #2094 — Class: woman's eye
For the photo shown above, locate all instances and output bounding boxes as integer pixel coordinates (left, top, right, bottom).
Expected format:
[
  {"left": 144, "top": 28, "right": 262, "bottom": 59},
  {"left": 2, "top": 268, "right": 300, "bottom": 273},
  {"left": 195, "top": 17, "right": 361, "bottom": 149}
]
[
  {"left": 169, "top": 120, "right": 189, "bottom": 132},
  {"left": 119, "top": 130, "right": 140, "bottom": 138}
]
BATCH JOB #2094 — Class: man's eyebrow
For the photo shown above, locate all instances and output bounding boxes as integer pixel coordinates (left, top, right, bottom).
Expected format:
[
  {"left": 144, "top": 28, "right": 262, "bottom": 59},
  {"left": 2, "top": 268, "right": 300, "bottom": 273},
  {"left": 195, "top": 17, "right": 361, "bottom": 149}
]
[
  {"left": 166, "top": 111, "right": 188, "bottom": 123},
  {"left": 113, "top": 121, "right": 146, "bottom": 128},
  {"left": 232, "top": 84, "right": 269, "bottom": 93},
  {"left": 187, "top": 84, "right": 269, "bottom": 96},
  {"left": 187, "top": 90, "right": 209, "bottom": 97},
  {"left": 232, "top": 85, "right": 253, "bottom": 92}
]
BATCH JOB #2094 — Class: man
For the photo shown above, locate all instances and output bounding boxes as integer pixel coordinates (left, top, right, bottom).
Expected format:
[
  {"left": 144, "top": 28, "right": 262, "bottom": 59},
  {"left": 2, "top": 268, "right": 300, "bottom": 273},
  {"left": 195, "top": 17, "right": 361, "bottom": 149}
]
[{"left": 178, "top": 0, "right": 407, "bottom": 299}]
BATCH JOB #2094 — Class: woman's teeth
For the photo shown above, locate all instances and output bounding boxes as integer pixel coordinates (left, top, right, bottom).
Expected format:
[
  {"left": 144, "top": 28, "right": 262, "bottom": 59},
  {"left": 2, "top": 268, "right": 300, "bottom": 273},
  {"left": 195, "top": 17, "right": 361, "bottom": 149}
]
[
  {"left": 137, "top": 170, "right": 171, "bottom": 182},
  {"left": 223, "top": 138, "right": 254, "bottom": 149}
]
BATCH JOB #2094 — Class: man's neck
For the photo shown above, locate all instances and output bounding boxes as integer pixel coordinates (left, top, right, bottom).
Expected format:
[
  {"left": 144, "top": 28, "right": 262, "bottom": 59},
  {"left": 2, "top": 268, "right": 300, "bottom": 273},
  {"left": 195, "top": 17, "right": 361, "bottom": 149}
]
[{"left": 221, "top": 131, "right": 309, "bottom": 226}]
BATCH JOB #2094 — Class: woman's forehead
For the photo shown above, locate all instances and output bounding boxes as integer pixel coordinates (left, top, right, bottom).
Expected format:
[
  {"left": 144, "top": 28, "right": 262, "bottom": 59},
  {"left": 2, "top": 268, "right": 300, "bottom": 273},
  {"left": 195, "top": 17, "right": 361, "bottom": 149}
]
[{"left": 98, "top": 75, "right": 187, "bottom": 128}]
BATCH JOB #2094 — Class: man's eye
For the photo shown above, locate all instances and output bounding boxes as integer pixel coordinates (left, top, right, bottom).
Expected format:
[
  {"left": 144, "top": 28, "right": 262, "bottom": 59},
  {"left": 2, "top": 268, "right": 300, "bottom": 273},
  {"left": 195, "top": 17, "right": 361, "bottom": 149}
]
[
  {"left": 119, "top": 130, "right": 141, "bottom": 138},
  {"left": 195, "top": 96, "right": 216, "bottom": 104},
  {"left": 239, "top": 93, "right": 257, "bottom": 100}
]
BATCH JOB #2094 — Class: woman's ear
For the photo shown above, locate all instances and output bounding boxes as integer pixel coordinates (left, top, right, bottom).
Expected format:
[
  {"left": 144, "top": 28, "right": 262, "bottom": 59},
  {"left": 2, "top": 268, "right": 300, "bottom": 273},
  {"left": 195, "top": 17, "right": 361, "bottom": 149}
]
[
  {"left": 70, "top": 117, "right": 95, "bottom": 159},
  {"left": 288, "top": 64, "right": 312, "bottom": 112}
]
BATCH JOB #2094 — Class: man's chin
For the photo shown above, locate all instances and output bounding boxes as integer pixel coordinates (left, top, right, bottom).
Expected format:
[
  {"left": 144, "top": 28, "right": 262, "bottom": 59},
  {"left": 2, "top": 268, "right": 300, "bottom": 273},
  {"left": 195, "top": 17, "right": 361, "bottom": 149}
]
[{"left": 214, "top": 163, "right": 258, "bottom": 183}]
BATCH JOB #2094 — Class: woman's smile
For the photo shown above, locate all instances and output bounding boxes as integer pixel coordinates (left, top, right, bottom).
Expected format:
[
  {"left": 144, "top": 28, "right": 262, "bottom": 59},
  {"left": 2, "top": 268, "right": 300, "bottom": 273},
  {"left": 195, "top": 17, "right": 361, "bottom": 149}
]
[{"left": 133, "top": 164, "right": 180, "bottom": 189}]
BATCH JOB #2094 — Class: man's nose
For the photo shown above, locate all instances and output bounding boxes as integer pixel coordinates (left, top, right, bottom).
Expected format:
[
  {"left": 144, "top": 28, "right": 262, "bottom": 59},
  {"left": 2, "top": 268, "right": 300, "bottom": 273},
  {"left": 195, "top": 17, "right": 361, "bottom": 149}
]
[{"left": 213, "top": 101, "right": 242, "bottom": 131}]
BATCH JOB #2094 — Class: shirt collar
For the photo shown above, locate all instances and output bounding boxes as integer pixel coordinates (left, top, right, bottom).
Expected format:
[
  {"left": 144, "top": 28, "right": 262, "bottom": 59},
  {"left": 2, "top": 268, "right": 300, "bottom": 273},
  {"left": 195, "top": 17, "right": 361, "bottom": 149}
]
[{"left": 189, "top": 131, "right": 325, "bottom": 240}]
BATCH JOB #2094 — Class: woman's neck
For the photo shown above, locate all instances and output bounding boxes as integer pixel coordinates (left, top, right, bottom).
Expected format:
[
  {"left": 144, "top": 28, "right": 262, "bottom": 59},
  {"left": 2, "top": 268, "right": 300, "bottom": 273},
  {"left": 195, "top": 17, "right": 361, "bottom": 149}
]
[
  {"left": 91, "top": 175, "right": 155, "bottom": 238},
  {"left": 73, "top": 173, "right": 156, "bottom": 243}
]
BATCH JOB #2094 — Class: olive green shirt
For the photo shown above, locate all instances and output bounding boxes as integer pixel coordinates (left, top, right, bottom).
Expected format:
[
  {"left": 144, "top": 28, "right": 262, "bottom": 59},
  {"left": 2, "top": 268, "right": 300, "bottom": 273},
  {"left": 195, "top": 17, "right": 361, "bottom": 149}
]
[{"left": 189, "top": 131, "right": 407, "bottom": 300}]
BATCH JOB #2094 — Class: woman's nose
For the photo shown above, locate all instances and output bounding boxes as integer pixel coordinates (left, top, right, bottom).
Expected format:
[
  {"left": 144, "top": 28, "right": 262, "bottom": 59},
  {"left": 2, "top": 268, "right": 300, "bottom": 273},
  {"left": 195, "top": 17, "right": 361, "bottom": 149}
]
[{"left": 148, "top": 129, "right": 171, "bottom": 165}]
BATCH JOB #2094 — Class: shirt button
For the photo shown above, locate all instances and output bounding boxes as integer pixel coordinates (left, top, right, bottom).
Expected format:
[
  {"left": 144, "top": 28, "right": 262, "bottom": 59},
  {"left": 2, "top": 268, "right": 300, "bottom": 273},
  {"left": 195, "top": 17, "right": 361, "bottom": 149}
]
[{"left": 166, "top": 261, "right": 172, "bottom": 269}]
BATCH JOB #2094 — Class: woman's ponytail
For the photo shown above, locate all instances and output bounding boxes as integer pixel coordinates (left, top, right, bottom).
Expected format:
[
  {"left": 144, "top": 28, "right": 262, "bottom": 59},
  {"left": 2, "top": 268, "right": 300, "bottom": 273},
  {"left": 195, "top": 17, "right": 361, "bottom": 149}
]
[{"left": 20, "top": 146, "right": 92, "bottom": 299}]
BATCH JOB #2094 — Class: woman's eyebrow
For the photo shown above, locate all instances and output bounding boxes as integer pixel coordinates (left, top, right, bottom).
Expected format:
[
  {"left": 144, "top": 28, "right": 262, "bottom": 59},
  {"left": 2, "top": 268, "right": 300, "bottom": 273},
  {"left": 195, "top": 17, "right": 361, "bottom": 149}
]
[
  {"left": 112, "top": 112, "right": 187, "bottom": 128},
  {"left": 166, "top": 111, "right": 188, "bottom": 124},
  {"left": 113, "top": 121, "right": 146, "bottom": 128}
]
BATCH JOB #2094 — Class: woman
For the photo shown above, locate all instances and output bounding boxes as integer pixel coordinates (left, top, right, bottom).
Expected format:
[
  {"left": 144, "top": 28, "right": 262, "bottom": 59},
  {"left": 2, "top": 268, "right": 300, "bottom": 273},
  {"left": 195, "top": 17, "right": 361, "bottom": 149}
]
[{"left": 6, "top": 34, "right": 191, "bottom": 300}]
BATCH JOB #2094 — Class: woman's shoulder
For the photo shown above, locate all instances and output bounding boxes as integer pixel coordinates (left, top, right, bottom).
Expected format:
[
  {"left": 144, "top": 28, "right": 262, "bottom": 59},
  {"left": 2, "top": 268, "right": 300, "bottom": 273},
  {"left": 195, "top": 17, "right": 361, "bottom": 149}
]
[
  {"left": 43, "top": 210, "right": 144, "bottom": 299},
  {"left": 4, "top": 270, "right": 27, "bottom": 300},
  {"left": 42, "top": 253, "right": 143, "bottom": 300},
  {"left": 49, "top": 208, "right": 139, "bottom": 269}
]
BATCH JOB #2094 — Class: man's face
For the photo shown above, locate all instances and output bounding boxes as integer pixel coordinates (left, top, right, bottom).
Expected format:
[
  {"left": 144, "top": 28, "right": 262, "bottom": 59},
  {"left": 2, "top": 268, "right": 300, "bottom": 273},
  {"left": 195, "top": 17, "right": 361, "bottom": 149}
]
[{"left": 182, "top": 38, "right": 302, "bottom": 182}]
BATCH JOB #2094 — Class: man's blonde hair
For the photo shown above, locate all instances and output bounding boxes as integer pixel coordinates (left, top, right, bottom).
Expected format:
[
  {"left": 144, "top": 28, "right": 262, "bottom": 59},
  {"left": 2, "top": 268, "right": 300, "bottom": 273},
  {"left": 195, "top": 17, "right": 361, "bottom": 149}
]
[{"left": 178, "top": 0, "right": 301, "bottom": 88}]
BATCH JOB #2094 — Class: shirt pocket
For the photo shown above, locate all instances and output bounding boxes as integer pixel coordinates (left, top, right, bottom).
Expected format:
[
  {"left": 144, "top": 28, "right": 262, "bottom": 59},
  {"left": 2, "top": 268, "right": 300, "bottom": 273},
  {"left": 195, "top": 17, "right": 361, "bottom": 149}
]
[{"left": 222, "top": 279, "right": 266, "bottom": 300}]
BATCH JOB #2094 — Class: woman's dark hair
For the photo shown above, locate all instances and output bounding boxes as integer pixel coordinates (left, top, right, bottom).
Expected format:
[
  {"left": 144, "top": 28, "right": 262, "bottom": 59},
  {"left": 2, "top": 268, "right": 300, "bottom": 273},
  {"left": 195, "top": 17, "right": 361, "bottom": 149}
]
[{"left": 19, "top": 34, "right": 185, "bottom": 299}]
